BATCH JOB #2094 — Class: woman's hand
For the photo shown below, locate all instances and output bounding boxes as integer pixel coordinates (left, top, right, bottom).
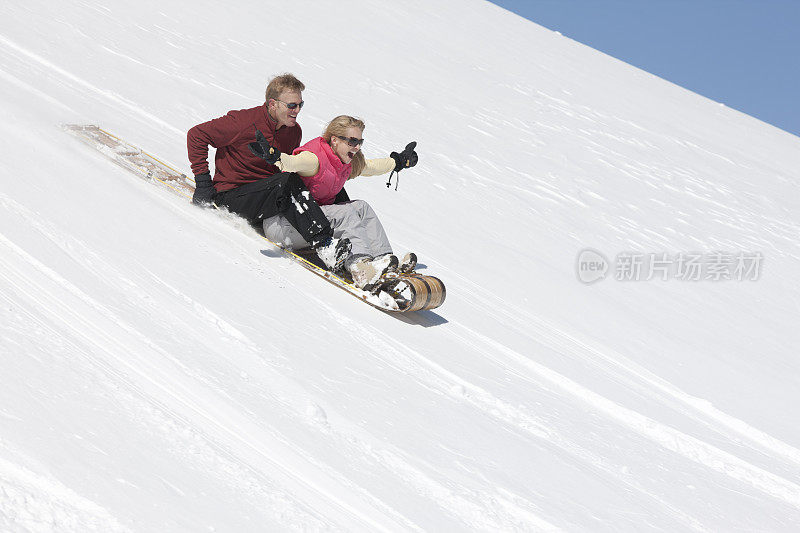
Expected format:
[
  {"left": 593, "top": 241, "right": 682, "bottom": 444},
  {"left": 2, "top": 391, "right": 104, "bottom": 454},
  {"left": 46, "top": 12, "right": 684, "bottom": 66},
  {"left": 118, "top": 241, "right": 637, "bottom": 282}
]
[{"left": 390, "top": 142, "right": 418, "bottom": 172}]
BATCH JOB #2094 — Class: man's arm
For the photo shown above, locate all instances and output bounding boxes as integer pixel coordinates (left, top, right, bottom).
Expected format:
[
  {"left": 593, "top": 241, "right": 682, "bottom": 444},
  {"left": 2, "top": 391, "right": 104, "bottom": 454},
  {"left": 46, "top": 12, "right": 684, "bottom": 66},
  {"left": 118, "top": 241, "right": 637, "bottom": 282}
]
[{"left": 187, "top": 111, "right": 246, "bottom": 176}]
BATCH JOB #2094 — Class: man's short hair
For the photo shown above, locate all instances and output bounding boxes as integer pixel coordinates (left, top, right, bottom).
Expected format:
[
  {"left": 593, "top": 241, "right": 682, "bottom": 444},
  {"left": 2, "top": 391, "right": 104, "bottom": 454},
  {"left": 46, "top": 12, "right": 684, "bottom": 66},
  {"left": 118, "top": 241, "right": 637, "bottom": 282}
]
[{"left": 265, "top": 73, "right": 305, "bottom": 102}]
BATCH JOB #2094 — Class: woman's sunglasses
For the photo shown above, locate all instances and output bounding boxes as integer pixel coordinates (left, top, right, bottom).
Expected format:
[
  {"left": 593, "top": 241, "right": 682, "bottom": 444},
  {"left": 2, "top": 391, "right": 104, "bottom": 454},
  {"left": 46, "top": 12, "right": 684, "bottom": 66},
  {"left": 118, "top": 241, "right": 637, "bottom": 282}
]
[{"left": 337, "top": 136, "right": 364, "bottom": 147}]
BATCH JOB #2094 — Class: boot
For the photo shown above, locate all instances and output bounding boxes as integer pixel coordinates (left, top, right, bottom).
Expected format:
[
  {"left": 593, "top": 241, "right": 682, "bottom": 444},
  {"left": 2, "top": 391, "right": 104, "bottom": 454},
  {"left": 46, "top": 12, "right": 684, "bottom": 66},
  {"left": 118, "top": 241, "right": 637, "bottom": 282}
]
[
  {"left": 374, "top": 253, "right": 400, "bottom": 274},
  {"left": 314, "top": 236, "right": 352, "bottom": 272},
  {"left": 399, "top": 252, "right": 417, "bottom": 274},
  {"left": 348, "top": 254, "right": 397, "bottom": 292}
]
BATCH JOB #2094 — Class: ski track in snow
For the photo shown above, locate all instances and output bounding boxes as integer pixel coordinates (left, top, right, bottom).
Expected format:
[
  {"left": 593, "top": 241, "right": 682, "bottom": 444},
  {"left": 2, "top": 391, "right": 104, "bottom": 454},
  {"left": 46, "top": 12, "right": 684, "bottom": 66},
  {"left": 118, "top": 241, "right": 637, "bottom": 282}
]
[
  {"left": 0, "top": 229, "right": 417, "bottom": 531},
  {"left": 0, "top": 450, "right": 129, "bottom": 533},
  {"left": 320, "top": 290, "right": 800, "bottom": 529},
  {"left": 450, "top": 323, "right": 800, "bottom": 509},
  {"left": 436, "top": 265, "right": 800, "bottom": 498},
  {"left": 0, "top": 194, "right": 548, "bottom": 531},
  {"left": 0, "top": 177, "right": 580, "bottom": 530},
  {"left": 280, "top": 290, "right": 566, "bottom": 531},
  {"left": 129, "top": 216, "right": 560, "bottom": 530},
  {"left": 443, "top": 264, "right": 800, "bottom": 472},
  {"left": 0, "top": 305, "right": 335, "bottom": 532},
  {"left": 0, "top": 33, "right": 182, "bottom": 135},
  {"left": 304, "top": 292, "right": 713, "bottom": 532},
  {"left": 259, "top": 227, "right": 800, "bottom": 527},
  {"left": 0, "top": 188, "right": 407, "bottom": 529}
]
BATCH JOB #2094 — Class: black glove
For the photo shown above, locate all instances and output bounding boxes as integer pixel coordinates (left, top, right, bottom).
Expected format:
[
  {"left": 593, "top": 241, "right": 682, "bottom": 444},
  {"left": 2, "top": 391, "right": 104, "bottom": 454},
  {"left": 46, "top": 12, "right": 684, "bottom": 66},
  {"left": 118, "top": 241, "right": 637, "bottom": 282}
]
[
  {"left": 389, "top": 141, "right": 418, "bottom": 172},
  {"left": 249, "top": 127, "right": 281, "bottom": 164},
  {"left": 192, "top": 172, "right": 215, "bottom": 206}
]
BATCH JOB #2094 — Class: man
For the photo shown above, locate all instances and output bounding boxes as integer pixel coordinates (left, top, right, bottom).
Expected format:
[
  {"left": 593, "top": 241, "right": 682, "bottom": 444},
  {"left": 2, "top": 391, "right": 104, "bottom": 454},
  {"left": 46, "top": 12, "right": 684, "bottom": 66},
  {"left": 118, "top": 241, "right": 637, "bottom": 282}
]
[{"left": 187, "top": 73, "right": 350, "bottom": 270}]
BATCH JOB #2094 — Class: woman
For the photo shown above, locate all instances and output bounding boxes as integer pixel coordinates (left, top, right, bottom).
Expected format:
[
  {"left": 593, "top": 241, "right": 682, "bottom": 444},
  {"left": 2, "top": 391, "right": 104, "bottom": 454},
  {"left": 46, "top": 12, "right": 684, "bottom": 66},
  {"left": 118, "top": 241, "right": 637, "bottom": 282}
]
[{"left": 251, "top": 115, "right": 418, "bottom": 291}]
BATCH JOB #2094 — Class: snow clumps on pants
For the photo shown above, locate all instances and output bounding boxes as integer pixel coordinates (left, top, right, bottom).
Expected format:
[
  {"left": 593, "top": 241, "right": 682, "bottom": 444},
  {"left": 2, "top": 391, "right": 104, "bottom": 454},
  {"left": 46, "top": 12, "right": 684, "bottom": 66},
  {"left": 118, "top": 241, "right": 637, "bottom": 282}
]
[{"left": 263, "top": 200, "right": 393, "bottom": 261}]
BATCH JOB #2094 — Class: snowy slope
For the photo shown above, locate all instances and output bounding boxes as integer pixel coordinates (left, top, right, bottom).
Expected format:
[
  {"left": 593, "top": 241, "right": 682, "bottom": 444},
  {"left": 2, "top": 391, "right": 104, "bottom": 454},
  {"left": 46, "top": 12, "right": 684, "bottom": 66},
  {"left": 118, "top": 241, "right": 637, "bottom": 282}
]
[{"left": 2, "top": 0, "right": 800, "bottom": 531}]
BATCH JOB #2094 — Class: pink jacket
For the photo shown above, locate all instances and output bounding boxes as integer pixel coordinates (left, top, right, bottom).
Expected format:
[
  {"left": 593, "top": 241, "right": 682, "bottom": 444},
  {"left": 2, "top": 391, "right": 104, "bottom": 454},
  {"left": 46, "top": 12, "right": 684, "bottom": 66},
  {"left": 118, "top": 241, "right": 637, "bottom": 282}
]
[{"left": 293, "top": 137, "right": 350, "bottom": 206}]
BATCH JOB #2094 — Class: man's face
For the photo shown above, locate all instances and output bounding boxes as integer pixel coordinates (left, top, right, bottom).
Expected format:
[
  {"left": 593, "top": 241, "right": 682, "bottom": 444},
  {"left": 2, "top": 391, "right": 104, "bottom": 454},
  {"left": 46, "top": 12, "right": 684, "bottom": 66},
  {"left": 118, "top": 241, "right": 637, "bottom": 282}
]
[{"left": 269, "top": 89, "right": 303, "bottom": 128}]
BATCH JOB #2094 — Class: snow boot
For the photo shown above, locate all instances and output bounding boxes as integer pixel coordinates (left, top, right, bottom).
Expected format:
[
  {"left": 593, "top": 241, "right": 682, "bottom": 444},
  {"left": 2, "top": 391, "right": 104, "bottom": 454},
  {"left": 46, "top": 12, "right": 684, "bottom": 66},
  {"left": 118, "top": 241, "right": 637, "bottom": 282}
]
[
  {"left": 314, "top": 236, "right": 352, "bottom": 272},
  {"left": 399, "top": 252, "right": 417, "bottom": 274},
  {"left": 374, "top": 253, "right": 400, "bottom": 274},
  {"left": 348, "top": 254, "right": 397, "bottom": 292}
]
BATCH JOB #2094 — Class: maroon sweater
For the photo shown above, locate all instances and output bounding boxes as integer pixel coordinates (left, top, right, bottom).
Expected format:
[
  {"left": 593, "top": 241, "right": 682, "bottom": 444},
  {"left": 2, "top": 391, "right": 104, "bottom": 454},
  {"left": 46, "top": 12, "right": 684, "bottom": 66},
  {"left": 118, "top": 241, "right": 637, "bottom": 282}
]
[{"left": 187, "top": 104, "right": 302, "bottom": 192}]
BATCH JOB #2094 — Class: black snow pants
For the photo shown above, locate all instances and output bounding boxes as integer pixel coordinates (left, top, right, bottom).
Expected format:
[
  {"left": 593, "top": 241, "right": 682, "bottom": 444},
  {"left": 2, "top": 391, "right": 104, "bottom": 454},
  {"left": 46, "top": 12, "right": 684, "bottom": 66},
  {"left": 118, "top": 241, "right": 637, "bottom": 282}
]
[{"left": 214, "top": 172, "right": 333, "bottom": 246}]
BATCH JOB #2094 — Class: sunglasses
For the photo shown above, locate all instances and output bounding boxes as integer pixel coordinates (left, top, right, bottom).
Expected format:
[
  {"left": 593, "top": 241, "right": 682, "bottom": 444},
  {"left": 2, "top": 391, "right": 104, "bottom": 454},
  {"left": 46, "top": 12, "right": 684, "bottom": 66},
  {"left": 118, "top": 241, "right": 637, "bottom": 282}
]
[
  {"left": 274, "top": 99, "right": 304, "bottom": 110},
  {"left": 337, "top": 135, "right": 364, "bottom": 147}
]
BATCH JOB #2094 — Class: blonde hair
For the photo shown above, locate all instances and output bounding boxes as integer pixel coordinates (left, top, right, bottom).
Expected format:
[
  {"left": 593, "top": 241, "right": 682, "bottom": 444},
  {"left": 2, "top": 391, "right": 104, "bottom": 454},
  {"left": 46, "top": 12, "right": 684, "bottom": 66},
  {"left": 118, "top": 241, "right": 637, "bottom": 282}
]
[
  {"left": 323, "top": 115, "right": 366, "bottom": 178},
  {"left": 265, "top": 73, "right": 305, "bottom": 102}
]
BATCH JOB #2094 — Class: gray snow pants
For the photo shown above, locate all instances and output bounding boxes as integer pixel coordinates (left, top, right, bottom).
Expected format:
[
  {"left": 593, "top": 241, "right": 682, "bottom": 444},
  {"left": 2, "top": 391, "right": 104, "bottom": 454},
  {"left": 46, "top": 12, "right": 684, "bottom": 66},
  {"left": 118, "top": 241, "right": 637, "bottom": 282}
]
[{"left": 263, "top": 199, "right": 393, "bottom": 263}]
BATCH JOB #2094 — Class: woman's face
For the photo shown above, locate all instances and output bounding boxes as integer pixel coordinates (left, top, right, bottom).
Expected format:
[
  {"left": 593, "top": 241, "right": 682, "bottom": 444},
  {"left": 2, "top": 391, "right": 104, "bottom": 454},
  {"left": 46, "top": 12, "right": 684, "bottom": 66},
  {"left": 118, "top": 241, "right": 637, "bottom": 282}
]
[{"left": 331, "top": 126, "right": 364, "bottom": 164}]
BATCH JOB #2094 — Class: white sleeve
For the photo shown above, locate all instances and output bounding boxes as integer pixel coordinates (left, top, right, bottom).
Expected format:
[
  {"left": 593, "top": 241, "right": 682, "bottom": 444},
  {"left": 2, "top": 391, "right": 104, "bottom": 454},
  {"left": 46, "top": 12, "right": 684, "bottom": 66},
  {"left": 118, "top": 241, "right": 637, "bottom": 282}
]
[
  {"left": 275, "top": 151, "right": 320, "bottom": 177},
  {"left": 358, "top": 157, "right": 396, "bottom": 177}
]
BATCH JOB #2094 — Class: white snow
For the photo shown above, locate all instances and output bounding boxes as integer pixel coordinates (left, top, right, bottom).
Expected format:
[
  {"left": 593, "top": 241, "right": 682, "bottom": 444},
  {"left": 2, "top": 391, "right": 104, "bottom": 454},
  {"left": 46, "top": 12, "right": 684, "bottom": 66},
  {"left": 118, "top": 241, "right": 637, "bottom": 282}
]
[{"left": 2, "top": 0, "right": 800, "bottom": 531}]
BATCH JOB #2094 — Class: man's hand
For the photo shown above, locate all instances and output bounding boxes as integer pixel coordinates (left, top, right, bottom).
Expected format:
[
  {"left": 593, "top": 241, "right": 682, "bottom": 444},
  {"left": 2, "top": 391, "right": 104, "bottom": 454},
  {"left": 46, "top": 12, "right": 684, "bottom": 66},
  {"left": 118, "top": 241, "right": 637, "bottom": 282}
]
[
  {"left": 192, "top": 172, "right": 215, "bottom": 206},
  {"left": 390, "top": 141, "right": 418, "bottom": 172},
  {"left": 249, "top": 127, "right": 282, "bottom": 164}
]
